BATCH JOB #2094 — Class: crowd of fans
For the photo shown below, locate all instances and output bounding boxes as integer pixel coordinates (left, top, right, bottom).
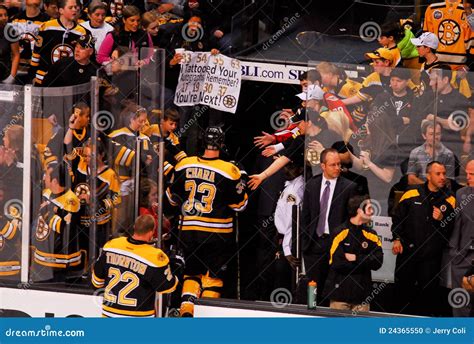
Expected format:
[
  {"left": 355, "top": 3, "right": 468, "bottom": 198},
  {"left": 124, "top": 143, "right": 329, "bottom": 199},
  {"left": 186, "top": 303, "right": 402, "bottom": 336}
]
[{"left": 0, "top": 0, "right": 473, "bottom": 317}]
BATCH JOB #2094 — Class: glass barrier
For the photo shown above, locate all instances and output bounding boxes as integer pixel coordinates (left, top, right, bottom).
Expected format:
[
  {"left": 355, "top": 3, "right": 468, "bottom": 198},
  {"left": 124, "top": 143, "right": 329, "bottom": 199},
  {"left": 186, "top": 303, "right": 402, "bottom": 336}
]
[
  {"left": 0, "top": 85, "right": 25, "bottom": 285},
  {"left": 294, "top": 60, "right": 473, "bottom": 315},
  {"left": 29, "top": 83, "right": 92, "bottom": 286},
  {"left": 23, "top": 47, "right": 166, "bottom": 289},
  {"left": 92, "top": 47, "right": 166, "bottom": 249}
]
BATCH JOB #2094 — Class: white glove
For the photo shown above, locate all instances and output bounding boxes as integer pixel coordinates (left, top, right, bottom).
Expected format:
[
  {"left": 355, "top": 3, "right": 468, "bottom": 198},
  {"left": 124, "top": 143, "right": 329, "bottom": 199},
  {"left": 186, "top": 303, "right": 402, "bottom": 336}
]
[{"left": 2, "top": 75, "right": 15, "bottom": 84}]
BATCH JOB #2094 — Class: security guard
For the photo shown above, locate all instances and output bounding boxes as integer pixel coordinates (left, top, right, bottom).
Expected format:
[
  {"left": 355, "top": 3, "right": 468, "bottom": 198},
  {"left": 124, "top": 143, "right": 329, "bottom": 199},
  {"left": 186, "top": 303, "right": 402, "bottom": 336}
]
[{"left": 392, "top": 160, "right": 455, "bottom": 316}]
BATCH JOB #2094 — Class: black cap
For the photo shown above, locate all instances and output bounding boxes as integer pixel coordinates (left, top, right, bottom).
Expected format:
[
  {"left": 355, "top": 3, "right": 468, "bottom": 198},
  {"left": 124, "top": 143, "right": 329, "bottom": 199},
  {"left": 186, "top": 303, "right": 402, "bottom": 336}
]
[
  {"left": 331, "top": 141, "right": 354, "bottom": 154},
  {"left": 390, "top": 68, "right": 411, "bottom": 80},
  {"left": 73, "top": 34, "right": 96, "bottom": 49}
]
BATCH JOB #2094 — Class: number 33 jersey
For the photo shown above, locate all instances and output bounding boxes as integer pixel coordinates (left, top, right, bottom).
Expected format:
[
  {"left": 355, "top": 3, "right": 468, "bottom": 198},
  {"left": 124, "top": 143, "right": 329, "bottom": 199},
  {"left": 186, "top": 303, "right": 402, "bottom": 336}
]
[{"left": 167, "top": 156, "right": 248, "bottom": 234}]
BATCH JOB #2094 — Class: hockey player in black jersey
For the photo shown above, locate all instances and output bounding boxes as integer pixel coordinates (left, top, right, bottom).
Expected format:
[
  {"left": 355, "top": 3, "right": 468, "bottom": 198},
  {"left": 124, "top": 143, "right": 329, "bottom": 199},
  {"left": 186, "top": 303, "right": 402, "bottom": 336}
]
[
  {"left": 167, "top": 126, "right": 248, "bottom": 317},
  {"left": 92, "top": 214, "right": 178, "bottom": 317}
]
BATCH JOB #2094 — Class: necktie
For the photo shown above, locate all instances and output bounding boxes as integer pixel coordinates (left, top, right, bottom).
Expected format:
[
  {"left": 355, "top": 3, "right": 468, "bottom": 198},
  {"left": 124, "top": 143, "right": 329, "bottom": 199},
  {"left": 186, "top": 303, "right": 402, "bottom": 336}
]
[{"left": 316, "top": 181, "right": 331, "bottom": 237}]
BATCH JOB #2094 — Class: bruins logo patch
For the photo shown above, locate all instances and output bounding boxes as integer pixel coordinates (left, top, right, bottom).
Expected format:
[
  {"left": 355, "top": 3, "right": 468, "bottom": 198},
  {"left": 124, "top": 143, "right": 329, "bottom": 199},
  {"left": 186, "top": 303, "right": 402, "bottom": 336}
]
[
  {"left": 236, "top": 179, "right": 246, "bottom": 194},
  {"left": 305, "top": 147, "right": 321, "bottom": 166},
  {"left": 361, "top": 241, "right": 368, "bottom": 249},
  {"left": 36, "top": 215, "right": 50, "bottom": 241},
  {"left": 51, "top": 44, "right": 73, "bottom": 63},
  {"left": 19, "top": 32, "right": 37, "bottom": 53},
  {"left": 8, "top": 204, "right": 22, "bottom": 219},
  {"left": 75, "top": 183, "right": 91, "bottom": 204},
  {"left": 438, "top": 19, "right": 461, "bottom": 46}
]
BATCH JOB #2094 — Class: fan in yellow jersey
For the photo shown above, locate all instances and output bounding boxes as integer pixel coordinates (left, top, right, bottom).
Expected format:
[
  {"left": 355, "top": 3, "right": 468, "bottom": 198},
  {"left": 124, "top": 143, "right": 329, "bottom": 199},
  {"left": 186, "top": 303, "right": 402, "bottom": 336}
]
[
  {"left": 423, "top": 0, "right": 471, "bottom": 66},
  {"left": 167, "top": 126, "right": 248, "bottom": 317},
  {"left": 341, "top": 48, "right": 394, "bottom": 132},
  {"left": 108, "top": 106, "right": 154, "bottom": 235},
  {"left": 92, "top": 214, "right": 178, "bottom": 317},
  {"left": 70, "top": 140, "right": 121, "bottom": 261}
]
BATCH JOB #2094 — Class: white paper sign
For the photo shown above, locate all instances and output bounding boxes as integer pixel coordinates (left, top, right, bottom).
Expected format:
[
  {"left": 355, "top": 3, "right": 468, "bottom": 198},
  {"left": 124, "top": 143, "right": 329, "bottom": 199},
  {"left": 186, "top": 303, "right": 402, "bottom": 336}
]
[
  {"left": 174, "top": 52, "right": 242, "bottom": 113},
  {"left": 371, "top": 215, "right": 395, "bottom": 283}
]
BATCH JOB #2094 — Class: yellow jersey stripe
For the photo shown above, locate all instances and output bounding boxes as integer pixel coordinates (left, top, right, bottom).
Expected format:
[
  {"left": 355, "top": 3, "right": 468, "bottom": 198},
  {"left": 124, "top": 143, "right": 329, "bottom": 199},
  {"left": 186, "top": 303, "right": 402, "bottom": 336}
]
[{"left": 329, "top": 229, "right": 349, "bottom": 265}]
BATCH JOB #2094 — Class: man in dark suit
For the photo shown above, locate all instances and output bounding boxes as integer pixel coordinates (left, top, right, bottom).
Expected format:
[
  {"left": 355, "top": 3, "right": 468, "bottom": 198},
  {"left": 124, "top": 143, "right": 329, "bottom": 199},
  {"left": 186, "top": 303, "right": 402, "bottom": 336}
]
[{"left": 302, "top": 148, "right": 357, "bottom": 304}]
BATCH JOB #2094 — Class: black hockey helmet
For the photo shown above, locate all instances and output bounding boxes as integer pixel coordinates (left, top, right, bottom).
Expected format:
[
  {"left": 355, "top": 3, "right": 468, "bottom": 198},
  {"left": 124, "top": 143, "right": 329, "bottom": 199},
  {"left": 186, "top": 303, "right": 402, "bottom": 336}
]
[{"left": 203, "top": 126, "right": 224, "bottom": 150}]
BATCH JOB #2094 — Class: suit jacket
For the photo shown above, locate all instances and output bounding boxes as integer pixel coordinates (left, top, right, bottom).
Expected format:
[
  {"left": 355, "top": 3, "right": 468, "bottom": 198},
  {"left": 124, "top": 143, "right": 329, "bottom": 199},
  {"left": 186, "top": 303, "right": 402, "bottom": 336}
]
[
  {"left": 301, "top": 174, "right": 357, "bottom": 253},
  {"left": 449, "top": 186, "right": 474, "bottom": 289}
]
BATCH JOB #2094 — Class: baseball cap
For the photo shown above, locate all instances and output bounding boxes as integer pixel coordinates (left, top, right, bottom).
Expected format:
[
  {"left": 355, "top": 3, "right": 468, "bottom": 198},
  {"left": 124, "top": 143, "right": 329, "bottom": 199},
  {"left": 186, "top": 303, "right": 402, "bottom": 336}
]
[
  {"left": 410, "top": 32, "right": 439, "bottom": 50},
  {"left": 296, "top": 84, "right": 325, "bottom": 101},
  {"left": 365, "top": 48, "right": 394, "bottom": 63},
  {"left": 72, "top": 34, "right": 96, "bottom": 49}
]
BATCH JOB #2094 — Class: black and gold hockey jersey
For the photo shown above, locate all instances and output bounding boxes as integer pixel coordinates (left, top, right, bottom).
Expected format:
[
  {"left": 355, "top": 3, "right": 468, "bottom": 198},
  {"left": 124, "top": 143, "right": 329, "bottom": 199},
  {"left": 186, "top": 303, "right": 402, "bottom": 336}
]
[
  {"left": 0, "top": 211, "right": 21, "bottom": 278},
  {"left": 146, "top": 125, "right": 187, "bottom": 164},
  {"left": 423, "top": 0, "right": 471, "bottom": 65},
  {"left": 32, "top": 189, "right": 81, "bottom": 269},
  {"left": 143, "top": 124, "right": 187, "bottom": 181},
  {"left": 168, "top": 156, "right": 248, "bottom": 234},
  {"left": 71, "top": 155, "right": 121, "bottom": 227},
  {"left": 10, "top": 11, "right": 50, "bottom": 68},
  {"left": 30, "top": 19, "right": 88, "bottom": 85},
  {"left": 108, "top": 127, "right": 152, "bottom": 182},
  {"left": 92, "top": 236, "right": 178, "bottom": 317},
  {"left": 43, "top": 127, "right": 90, "bottom": 167}
]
